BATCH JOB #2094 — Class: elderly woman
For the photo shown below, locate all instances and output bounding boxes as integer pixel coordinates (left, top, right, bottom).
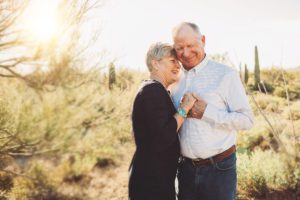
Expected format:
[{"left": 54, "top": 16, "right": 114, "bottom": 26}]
[{"left": 129, "top": 42, "right": 196, "bottom": 200}]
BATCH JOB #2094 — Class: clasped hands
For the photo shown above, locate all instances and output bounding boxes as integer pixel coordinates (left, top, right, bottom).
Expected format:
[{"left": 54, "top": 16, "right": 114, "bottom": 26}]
[{"left": 180, "top": 93, "right": 207, "bottom": 119}]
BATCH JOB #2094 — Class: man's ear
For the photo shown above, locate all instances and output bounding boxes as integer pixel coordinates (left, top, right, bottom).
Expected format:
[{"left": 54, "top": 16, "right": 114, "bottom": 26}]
[{"left": 201, "top": 35, "right": 206, "bottom": 47}]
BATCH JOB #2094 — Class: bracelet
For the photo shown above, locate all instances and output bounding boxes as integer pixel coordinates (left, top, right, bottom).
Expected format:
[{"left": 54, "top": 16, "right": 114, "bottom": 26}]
[{"left": 177, "top": 107, "right": 187, "bottom": 118}]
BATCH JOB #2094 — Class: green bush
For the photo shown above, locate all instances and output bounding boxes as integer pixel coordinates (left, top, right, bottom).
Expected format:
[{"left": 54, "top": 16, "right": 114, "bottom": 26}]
[
  {"left": 7, "top": 164, "right": 56, "bottom": 199},
  {"left": 274, "top": 86, "right": 300, "bottom": 101},
  {"left": 238, "top": 124, "right": 270, "bottom": 151},
  {"left": 260, "top": 81, "right": 274, "bottom": 93},
  {"left": 273, "top": 87, "right": 286, "bottom": 98},
  {"left": 246, "top": 83, "right": 256, "bottom": 92},
  {"left": 250, "top": 93, "right": 284, "bottom": 114},
  {"left": 283, "top": 101, "right": 300, "bottom": 120},
  {"left": 0, "top": 69, "right": 142, "bottom": 197},
  {"left": 237, "top": 150, "right": 297, "bottom": 198},
  {"left": 289, "top": 85, "right": 300, "bottom": 100},
  {"left": 0, "top": 98, "right": 16, "bottom": 135}
]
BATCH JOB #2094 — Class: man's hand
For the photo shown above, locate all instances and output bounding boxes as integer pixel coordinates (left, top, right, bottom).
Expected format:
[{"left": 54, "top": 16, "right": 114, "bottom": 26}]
[{"left": 187, "top": 93, "right": 207, "bottom": 119}]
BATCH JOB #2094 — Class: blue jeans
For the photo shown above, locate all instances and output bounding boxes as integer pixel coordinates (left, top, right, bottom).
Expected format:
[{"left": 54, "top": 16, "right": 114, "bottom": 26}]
[{"left": 177, "top": 153, "right": 237, "bottom": 200}]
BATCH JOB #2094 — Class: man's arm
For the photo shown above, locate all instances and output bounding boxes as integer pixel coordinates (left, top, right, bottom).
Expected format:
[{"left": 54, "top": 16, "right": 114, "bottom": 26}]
[{"left": 188, "top": 71, "right": 254, "bottom": 131}]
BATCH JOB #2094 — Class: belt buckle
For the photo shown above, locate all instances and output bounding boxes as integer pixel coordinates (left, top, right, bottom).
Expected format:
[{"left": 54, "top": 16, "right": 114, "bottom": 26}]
[{"left": 191, "top": 158, "right": 203, "bottom": 166}]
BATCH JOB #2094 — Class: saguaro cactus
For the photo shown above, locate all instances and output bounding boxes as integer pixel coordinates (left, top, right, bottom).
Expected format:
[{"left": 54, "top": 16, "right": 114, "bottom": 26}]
[
  {"left": 239, "top": 62, "right": 242, "bottom": 79},
  {"left": 244, "top": 64, "right": 249, "bottom": 85},
  {"left": 108, "top": 62, "right": 116, "bottom": 90},
  {"left": 254, "top": 46, "right": 261, "bottom": 89}
]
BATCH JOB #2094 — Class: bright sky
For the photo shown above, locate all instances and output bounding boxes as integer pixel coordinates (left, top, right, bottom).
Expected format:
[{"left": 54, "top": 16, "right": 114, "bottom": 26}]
[{"left": 96, "top": 0, "right": 300, "bottom": 71}]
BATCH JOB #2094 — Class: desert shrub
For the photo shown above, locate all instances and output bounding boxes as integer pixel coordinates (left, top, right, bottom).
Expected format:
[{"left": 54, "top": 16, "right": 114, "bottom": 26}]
[
  {"left": 251, "top": 94, "right": 269, "bottom": 110},
  {"left": 0, "top": 68, "right": 142, "bottom": 198},
  {"left": 0, "top": 69, "right": 140, "bottom": 156},
  {"left": 6, "top": 163, "right": 81, "bottom": 200},
  {"left": 250, "top": 93, "right": 284, "bottom": 114},
  {"left": 260, "top": 68, "right": 294, "bottom": 86},
  {"left": 0, "top": 98, "right": 16, "bottom": 140},
  {"left": 259, "top": 81, "right": 274, "bottom": 93},
  {"left": 237, "top": 150, "right": 297, "bottom": 198},
  {"left": 0, "top": 172, "right": 13, "bottom": 192},
  {"left": 283, "top": 101, "right": 300, "bottom": 120},
  {"left": 7, "top": 164, "right": 57, "bottom": 200},
  {"left": 274, "top": 86, "right": 300, "bottom": 101},
  {"left": 238, "top": 124, "right": 270, "bottom": 151},
  {"left": 273, "top": 86, "right": 286, "bottom": 98},
  {"left": 289, "top": 85, "right": 300, "bottom": 100},
  {"left": 265, "top": 102, "right": 279, "bottom": 113},
  {"left": 246, "top": 83, "right": 256, "bottom": 92}
]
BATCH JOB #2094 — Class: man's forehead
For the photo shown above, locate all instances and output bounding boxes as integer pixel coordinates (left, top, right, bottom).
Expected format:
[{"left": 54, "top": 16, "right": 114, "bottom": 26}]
[
  {"left": 174, "top": 24, "right": 198, "bottom": 36},
  {"left": 174, "top": 33, "right": 200, "bottom": 45},
  {"left": 174, "top": 36, "right": 198, "bottom": 45}
]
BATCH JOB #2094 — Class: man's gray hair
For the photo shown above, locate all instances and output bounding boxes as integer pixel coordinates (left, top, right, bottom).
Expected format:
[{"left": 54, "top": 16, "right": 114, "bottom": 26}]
[
  {"left": 172, "top": 22, "right": 202, "bottom": 38},
  {"left": 146, "top": 42, "right": 176, "bottom": 72}
]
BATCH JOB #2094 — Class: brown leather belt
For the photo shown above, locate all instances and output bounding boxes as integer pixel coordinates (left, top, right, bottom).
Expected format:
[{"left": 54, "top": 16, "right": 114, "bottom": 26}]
[{"left": 183, "top": 145, "right": 236, "bottom": 166}]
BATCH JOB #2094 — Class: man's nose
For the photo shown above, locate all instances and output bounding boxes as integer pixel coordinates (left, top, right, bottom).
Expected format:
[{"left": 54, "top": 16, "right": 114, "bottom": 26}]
[{"left": 183, "top": 48, "right": 190, "bottom": 58}]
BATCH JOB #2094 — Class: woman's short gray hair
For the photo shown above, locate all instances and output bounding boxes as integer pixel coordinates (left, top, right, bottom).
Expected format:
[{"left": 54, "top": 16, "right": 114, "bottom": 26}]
[{"left": 146, "top": 42, "right": 176, "bottom": 72}]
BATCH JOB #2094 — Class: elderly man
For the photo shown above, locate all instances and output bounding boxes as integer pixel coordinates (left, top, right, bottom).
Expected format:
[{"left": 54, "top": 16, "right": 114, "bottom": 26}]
[{"left": 171, "top": 22, "right": 254, "bottom": 200}]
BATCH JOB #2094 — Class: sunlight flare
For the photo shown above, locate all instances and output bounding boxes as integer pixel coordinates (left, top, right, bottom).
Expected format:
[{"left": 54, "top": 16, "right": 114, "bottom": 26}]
[{"left": 23, "top": 0, "right": 60, "bottom": 42}]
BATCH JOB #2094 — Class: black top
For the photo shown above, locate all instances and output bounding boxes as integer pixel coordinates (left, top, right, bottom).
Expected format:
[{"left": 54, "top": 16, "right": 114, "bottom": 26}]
[{"left": 129, "top": 80, "right": 180, "bottom": 200}]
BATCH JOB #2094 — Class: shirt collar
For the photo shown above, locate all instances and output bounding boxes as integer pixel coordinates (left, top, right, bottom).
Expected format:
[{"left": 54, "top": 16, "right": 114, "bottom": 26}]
[{"left": 182, "top": 55, "right": 209, "bottom": 74}]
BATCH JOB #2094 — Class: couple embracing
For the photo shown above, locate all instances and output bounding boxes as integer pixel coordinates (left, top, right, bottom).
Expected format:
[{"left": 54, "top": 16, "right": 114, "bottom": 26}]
[{"left": 128, "top": 22, "right": 254, "bottom": 200}]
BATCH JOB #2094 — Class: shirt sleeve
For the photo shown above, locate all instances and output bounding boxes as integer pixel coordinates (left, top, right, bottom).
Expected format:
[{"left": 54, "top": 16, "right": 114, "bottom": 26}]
[
  {"left": 142, "top": 85, "right": 178, "bottom": 152},
  {"left": 202, "top": 71, "right": 254, "bottom": 131}
]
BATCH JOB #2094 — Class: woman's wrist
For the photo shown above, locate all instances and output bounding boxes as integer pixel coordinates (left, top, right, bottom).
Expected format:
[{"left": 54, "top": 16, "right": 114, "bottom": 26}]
[
  {"left": 177, "top": 107, "right": 187, "bottom": 118},
  {"left": 180, "top": 104, "right": 190, "bottom": 112}
]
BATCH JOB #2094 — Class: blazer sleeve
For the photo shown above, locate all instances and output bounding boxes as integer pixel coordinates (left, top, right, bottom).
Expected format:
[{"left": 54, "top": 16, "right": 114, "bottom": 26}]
[{"left": 142, "top": 85, "right": 178, "bottom": 152}]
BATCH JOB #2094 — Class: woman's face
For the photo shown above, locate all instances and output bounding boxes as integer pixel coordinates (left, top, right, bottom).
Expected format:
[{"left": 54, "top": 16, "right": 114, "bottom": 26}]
[{"left": 157, "top": 55, "right": 181, "bottom": 86}]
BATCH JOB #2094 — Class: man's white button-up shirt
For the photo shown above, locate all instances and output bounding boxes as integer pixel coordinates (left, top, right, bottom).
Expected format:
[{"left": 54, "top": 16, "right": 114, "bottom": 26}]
[{"left": 171, "top": 56, "right": 254, "bottom": 159}]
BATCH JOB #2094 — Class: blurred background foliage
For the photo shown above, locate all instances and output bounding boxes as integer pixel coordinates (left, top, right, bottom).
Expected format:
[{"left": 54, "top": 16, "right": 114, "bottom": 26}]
[{"left": 0, "top": 0, "right": 299, "bottom": 199}]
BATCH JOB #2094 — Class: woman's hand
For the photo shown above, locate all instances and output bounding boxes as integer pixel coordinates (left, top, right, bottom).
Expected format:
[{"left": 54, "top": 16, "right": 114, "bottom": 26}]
[
  {"left": 180, "top": 93, "right": 196, "bottom": 112},
  {"left": 174, "top": 93, "right": 197, "bottom": 131}
]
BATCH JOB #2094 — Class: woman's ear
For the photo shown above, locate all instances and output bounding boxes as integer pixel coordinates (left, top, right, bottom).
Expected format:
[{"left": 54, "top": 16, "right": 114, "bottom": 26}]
[{"left": 151, "top": 60, "right": 159, "bottom": 71}]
